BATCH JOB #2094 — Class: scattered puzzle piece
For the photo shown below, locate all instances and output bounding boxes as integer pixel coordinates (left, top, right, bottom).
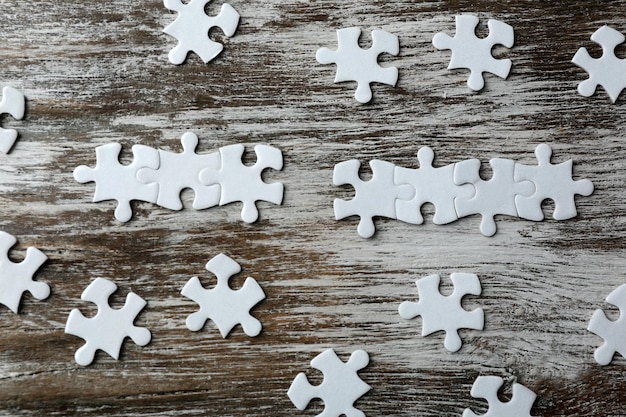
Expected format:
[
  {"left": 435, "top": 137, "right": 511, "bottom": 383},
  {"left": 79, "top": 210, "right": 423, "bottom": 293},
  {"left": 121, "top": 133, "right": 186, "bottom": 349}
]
[
  {"left": 433, "top": 15, "right": 514, "bottom": 91},
  {"left": 65, "top": 278, "right": 151, "bottom": 366},
  {"left": 394, "top": 146, "right": 474, "bottom": 225},
  {"left": 163, "top": 0, "right": 240, "bottom": 64},
  {"left": 288, "top": 348, "right": 371, "bottom": 417},
  {"left": 572, "top": 25, "right": 626, "bottom": 102},
  {"left": 454, "top": 158, "right": 534, "bottom": 237},
  {"left": 0, "top": 231, "right": 48, "bottom": 313},
  {"left": 588, "top": 284, "right": 626, "bottom": 365},
  {"left": 316, "top": 27, "right": 399, "bottom": 103},
  {"left": 0, "top": 86, "right": 25, "bottom": 154},
  {"left": 74, "top": 143, "right": 160, "bottom": 222},
  {"left": 334, "top": 159, "right": 414, "bottom": 238},
  {"left": 514, "top": 143, "right": 594, "bottom": 221},
  {"left": 399, "top": 273, "right": 483, "bottom": 352},
  {"left": 137, "top": 132, "right": 221, "bottom": 211},
  {"left": 181, "top": 253, "right": 265, "bottom": 337},
  {"left": 199, "top": 144, "right": 283, "bottom": 223},
  {"left": 463, "top": 375, "right": 538, "bottom": 417}
]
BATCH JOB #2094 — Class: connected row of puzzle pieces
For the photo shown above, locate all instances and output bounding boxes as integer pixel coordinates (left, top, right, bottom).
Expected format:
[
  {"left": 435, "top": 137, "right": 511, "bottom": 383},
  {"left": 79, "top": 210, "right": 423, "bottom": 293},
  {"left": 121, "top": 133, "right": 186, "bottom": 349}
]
[
  {"left": 73, "top": 132, "right": 284, "bottom": 223},
  {"left": 288, "top": 348, "right": 538, "bottom": 417},
  {"left": 316, "top": 16, "right": 626, "bottom": 103},
  {"left": 334, "top": 143, "right": 594, "bottom": 238}
]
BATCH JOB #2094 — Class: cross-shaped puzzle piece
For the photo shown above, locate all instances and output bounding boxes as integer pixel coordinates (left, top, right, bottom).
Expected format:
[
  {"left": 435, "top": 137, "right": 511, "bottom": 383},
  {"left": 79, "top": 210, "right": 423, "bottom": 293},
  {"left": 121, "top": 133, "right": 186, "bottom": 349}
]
[
  {"left": 163, "top": 0, "right": 240, "bottom": 65},
  {"left": 65, "top": 278, "right": 151, "bottom": 366},
  {"left": 0, "top": 231, "right": 48, "bottom": 313},
  {"left": 199, "top": 144, "right": 283, "bottom": 223},
  {"left": 394, "top": 146, "right": 474, "bottom": 225},
  {"left": 433, "top": 15, "right": 514, "bottom": 91},
  {"left": 316, "top": 27, "right": 399, "bottom": 103},
  {"left": 399, "top": 273, "right": 483, "bottom": 352},
  {"left": 588, "top": 284, "right": 626, "bottom": 365},
  {"left": 137, "top": 132, "right": 221, "bottom": 211},
  {"left": 0, "top": 86, "right": 25, "bottom": 154},
  {"left": 181, "top": 253, "right": 265, "bottom": 337},
  {"left": 463, "top": 375, "right": 538, "bottom": 417},
  {"left": 288, "top": 348, "right": 371, "bottom": 417},
  {"left": 334, "top": 159, "right": 414, "bottom": 238},
  {"left": 572, "top": 25, "right": 626, "bottom": 103},
  {"left": 454, "top": 158, "right": 534, "bottom": 237},
  {"left": 514, "top": 143, "right": 594, "bottom": 221},
  {"left": 74, "top": 143, "right": 160, "bottom": 222}
]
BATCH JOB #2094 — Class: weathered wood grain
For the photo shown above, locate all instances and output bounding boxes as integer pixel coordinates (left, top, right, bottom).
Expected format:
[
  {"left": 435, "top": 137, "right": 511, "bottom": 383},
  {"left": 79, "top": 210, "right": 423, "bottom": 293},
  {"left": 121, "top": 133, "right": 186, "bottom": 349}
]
[{"left": 0, "top": 0, "right": 624, "bottom": 415}]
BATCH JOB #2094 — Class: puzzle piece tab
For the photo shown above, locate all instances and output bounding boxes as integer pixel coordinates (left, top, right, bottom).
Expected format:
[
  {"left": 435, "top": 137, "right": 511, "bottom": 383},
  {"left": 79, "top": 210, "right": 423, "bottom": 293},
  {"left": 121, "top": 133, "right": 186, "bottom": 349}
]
[
  {"left": 463, "top": 375, "right": 538, "bottom": 417},
  {"left": 514, "top": 143, "right": 594, "bottom": 221},
  {"left": 0, "top": 86, "right": 25, "bottom": 154},
  {"left": 572, "top": 25, "right": 626, "bottom": 102},
  {"left": 316, "top": 27, "right": 399, "bottom": 103},
  {"left": 181, "top": 253, "right": 265, "bottom": 337},
  {"left": 163, "top": 0, "right": 240, "bottom": 64},
  {"left": 0, "top": 231, "right": 48, "bottom": 313},
  {"left": 334, "top": 159, "right": 414, "bottom": 238},
  {"left": 74, "top": 143, "right": 160, "bottom": 222},
  {"left": 399, "top": 273, "right": 483, "bottom": 352},
  {"left": 433, "top": 15, "right": 514, "bottom": 91},
  {"left": 288, "top": 349, "right": 371, "bottom": 417},
  {"left": 588, "top": 284, "right": 626, "bottom": 365},
  {"left": 65, "top": 278, "right": 151, "bottom": 366},
  {"left": 454, "top": 158, "right": 534, "bottom": 236},
  {"left": 394, "top": 146, "right": 474, "bottom": 225},
  {"left": 137, "top": 132, "right": 221, "bottom": 211},
  {"left": 199, "top": 144, "right": 283, "bottom": 223}
]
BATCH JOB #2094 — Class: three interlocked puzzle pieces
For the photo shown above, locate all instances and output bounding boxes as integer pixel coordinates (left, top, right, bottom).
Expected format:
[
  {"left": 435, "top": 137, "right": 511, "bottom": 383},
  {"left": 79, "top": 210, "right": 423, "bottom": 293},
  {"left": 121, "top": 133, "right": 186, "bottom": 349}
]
[{"left": 1, "top": 2, "right": 625, "bottom": 417}]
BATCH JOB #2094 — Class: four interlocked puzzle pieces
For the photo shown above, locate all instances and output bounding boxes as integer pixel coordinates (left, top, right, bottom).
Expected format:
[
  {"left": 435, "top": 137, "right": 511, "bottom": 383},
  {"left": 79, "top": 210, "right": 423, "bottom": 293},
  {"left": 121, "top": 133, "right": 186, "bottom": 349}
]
[
  {"left": 2, "top": 3, "right": 625, "bottom": 417},
  {"left": 334, "top": 144, "right": 594, "bottom": 237}
]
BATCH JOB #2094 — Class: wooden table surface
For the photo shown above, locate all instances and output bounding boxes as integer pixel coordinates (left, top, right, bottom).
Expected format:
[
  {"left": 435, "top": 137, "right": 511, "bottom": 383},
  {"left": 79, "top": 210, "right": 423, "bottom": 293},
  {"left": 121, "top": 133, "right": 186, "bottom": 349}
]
[{"left": 0, "top": 1, "right": 624, "bottom": 416}]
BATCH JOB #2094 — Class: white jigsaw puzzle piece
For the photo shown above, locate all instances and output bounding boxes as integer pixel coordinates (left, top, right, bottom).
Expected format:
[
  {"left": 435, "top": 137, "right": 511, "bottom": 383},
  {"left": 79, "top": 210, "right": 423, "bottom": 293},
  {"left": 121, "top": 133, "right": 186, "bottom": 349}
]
[
  {"left": 73, "top": 143, "right": 160, "bottom": 222},
  {"left": 334, "top": 159, "right": 414, "bottom": 238},
  {"left": 316, "top": 27, "right": 399, "bottom": 103},
  {"left": 572, "top": 25, "right": 626, "bottom": 103},
  {"left": 137, "top": 132, "right": 221, "bottom": 211},
  {"left": 0, "top": 231, "right": 48, "bottom": 313},
  {"left": 588, "top": 284, "right": 626, "bottom": 366},
  {"left": 514, "top": 143, "right": 594, "bottom": 221},
  {"left": 454, "top": 158, "right": 534, "bottom": 236},
  {"left": 198, "top": 144, "right": 283, "bottom": 223},
  {"left": 0, "top": 86, "right": 25, "bottom": 154},
  {"left": 65, "top": 278, "right": 151, "bottom": 366},
  {"left": 288, "top": 348, "right": 371, "bottom": 417},
  {"left": 399, "top": 273, "right": 483, "bottom": 352},
  {"left": 181, "top": 253, "right": 265, "bottom": 337},
  {"left": 394, "top": 146, "right": 474, "bottom": 225},
  {"left": 163, "top": 0, "right": 240, "bottom": 65},
  {"left": 433, "top": 15, "right": 514, "bottom": 91},
  {"left": 463, "top": 375, "right": 538, "bottom": 417}
]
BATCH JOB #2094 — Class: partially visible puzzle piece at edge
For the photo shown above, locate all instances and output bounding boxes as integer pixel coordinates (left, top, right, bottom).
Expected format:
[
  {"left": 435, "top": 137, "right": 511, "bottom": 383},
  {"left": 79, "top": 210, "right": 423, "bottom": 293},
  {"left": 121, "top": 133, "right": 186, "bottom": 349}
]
[
  {"left": 572, "top": 25, "right": 626, "bottom": 103},
  {"left": 399, "top": 273, "right": 484, "bottom": 352},
  {"left": 65, "top": 278, "right": 151, "bottom": 366},
  {"left": 433, "top": 14, "right": 514, "bottom": 91},
  {"left": 588, "top": 284, "right": 626, "bottom": 365},
  {"left": 181, "top": 253, "right": 265, "bottom": 337},
  {"left": 288, "top": 348, "right": 371, "bottom": 417},
  {"left": 0, "top": 231, "right": 48, "bottom": 313},
  {"left": 316, "top": 27, "right": 399, "bottom": 103},
  {"left": 333, "top": 144, "right": 593, "bottom": 238},
  {"left": 163, "top": 0, "right": 240, "bottom": 65},
  {"left": 0, "top": 86, "right": 25, "bottom": 154},
  {"left": 74, "top": 134, "right": 283, "bottom": 223},
  {"left": 463, "top": 375, "right": 538, "bottom": 417}
]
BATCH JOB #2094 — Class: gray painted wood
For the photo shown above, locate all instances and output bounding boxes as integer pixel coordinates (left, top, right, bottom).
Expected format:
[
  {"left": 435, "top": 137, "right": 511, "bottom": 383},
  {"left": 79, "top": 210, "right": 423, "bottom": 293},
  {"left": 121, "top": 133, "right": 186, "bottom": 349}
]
[{"left": 0, "top": 0, "right": 623, "bottom": 415}]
